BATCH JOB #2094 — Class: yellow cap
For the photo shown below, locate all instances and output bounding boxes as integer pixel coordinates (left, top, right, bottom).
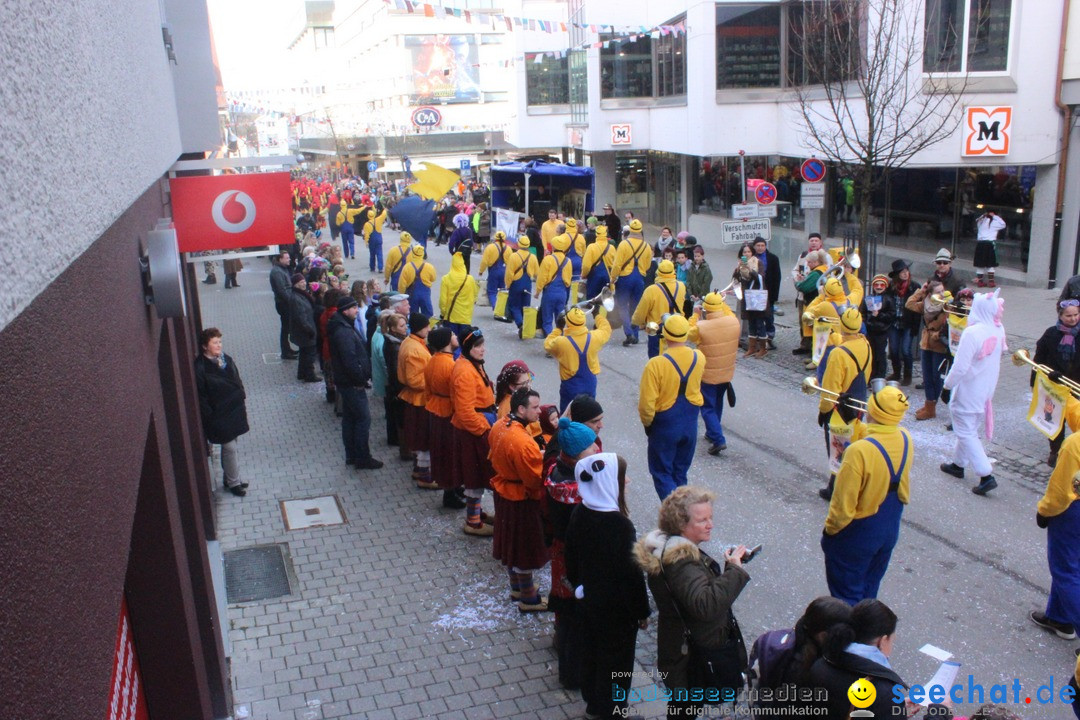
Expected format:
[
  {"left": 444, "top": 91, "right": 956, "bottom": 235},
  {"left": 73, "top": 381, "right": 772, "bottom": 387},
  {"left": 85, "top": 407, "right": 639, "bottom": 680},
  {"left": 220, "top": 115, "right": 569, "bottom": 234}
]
[
  {"left": 868, "top": 386, "right": 909, "bottom": 425},
  {"left": 595, "top": 225, "right": 608, "bottom": 238},
  {"left": 703, "top": 292, "right": 727, "bottom": 313},
  {"left": 410, "top": 245, "right": 425, "bottom": 260},
  {"left": 552, "top": 234, "right": 571, "bottom": 253},
  {"left": 517, "top": 236, "right": 530, "bottom": 249},
  {"left": 565, "top": 218, "right": 577, "bottom": 229},
  {"left": 494, "top": 231, "right": 506, "bottom": 241},
  {"left": 840, "top": 307, "right": 862, "bottom": 333},
  {"left": 662, "top": 314, "right": 690, "bottom": 342},
  {"left": 629, "top": 219, "right": 643, "bottom": 233},
  {"left": 828, "top": 247, "right": 845, "bottom": 264},
  {"left": 566, "top": 307, "right": 586, "bottom": 327},
  {"left": 824, "top": 277, "right": 845, "bottom": 301},
  {"left": 400, "top": 231, "right": 413, "bottom": 243},
  {"left": 657, "top": 260, "right": 676, "bottom": 280}
]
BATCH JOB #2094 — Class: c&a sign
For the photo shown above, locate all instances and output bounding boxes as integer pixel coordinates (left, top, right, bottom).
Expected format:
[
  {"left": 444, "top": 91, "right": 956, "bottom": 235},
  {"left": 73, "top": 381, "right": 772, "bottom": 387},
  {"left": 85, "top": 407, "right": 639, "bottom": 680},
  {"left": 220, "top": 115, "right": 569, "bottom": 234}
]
[
  {"left": 169, "top": 172, "right": 293, "bottom": 253},
  {"left": 963, "top": 107, "right": 1012, "bottom": 157}
]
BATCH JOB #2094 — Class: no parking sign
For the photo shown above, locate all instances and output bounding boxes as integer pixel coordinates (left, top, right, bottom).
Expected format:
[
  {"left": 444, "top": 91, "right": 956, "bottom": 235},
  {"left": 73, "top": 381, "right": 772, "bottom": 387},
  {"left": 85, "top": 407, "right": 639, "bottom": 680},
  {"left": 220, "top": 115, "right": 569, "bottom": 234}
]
[
  {"left": 801, "top": 158, "right": 827, "bottom": 183},
  {"left": 755, "top": 182, "right": 777, "bottom": 205}
]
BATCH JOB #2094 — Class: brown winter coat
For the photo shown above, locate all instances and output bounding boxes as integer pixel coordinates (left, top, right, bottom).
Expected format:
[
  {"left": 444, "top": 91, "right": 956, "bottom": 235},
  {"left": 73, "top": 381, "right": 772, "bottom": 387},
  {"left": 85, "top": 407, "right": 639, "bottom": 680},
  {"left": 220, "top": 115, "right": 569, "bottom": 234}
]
[
  {"left": 691, "top": 309, "right": 739, "bottom": 385},
  {"left": 905, "top": 287, "right": 949, "bottom": 354}
]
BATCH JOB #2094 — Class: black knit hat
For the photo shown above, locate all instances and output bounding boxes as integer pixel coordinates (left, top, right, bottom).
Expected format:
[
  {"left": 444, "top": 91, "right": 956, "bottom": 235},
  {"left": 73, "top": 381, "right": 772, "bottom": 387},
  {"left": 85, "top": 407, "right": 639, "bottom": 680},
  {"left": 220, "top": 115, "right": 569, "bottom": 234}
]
[
  {"left": 569, "top": 395, "right": 603, "bottom": 423},
  {"left": 337, "top": 296, "right": 358, "bottom": 312},
  {"left": 459, "top": 326, "right": 483, "bottom": 354},
  {"left": 427, "top": 326, "right": 453, "bottom": 351},
  {"left": 408, "top": 312, "right": 430, "bottom": 334}
]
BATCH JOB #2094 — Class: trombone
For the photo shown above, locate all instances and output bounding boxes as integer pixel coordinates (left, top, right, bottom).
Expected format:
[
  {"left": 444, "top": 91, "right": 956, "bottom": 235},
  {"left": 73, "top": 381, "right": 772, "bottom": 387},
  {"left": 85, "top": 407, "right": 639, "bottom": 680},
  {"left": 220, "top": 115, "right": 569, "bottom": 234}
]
[
  {"left": 816, "top": 250, "right": 861, "bottom": 291},
  {"left": 930, "top": 293, "right": 970, "bottom": 317},
  {"left": 800, "top": 377, "right": 868, "bottom": 410},
  {"left": 572, "top": 286, "right": 616, "bottom": 313},
  {"left": 1012, "top": 349, "right": 1080, "bottom": 398},
  {"left": 645, "top": 313, "right": 673, "bottom": 337}
]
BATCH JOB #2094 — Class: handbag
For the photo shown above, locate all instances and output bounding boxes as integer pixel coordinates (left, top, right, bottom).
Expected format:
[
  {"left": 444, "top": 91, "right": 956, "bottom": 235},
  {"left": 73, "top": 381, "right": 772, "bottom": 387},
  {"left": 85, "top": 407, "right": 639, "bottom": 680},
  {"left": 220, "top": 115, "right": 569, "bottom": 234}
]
[
  {"left": 744, "top": 277, "right": 769, "bottom": 312},
  {"left": 658, "top": 544, "right": 748, "bottom": 699}
]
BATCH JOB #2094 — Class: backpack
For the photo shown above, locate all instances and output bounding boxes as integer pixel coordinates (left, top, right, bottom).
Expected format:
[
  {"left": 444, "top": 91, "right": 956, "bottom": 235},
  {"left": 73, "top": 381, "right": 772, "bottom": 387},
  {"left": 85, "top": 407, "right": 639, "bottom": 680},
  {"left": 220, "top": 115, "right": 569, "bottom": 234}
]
[{"left": 747, "top": 628, "right": 796, "bottom": 694}]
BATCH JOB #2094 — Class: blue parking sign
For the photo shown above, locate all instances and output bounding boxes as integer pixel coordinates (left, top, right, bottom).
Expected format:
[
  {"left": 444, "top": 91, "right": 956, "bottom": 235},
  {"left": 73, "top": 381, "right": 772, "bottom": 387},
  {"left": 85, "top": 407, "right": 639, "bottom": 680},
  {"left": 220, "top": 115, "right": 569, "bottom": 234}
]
[
  {"left": 367, "top": 161, "right": 378, "bottom": 172},
  {"left": 460, "top": 160, "right": 471, "bottom": 172}
]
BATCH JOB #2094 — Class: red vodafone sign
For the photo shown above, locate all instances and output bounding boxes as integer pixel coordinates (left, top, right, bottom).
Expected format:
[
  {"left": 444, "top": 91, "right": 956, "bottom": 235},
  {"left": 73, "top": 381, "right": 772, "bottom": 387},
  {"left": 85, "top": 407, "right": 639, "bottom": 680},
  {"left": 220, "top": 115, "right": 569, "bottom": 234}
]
[
  {"left": 106, "top": 599, "right": 150, "bottom": 720},
  {"left": 169, "top": 172, "right": 293, "bottom": 252}
]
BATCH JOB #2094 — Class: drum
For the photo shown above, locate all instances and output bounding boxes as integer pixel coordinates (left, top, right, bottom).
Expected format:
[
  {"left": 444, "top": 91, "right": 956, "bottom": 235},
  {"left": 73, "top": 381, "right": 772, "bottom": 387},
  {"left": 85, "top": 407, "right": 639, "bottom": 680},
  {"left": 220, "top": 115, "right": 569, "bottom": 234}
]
[{"left": 494, "top": 288, "right": 509, "bottom": 320}]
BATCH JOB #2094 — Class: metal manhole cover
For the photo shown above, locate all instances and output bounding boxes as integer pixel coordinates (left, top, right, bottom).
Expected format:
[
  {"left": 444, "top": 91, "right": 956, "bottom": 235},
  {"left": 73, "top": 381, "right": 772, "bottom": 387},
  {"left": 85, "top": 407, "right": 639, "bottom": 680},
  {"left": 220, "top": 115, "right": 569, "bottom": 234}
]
[{"left": 223, "top": 544, "right": 294, "bottom": 604}]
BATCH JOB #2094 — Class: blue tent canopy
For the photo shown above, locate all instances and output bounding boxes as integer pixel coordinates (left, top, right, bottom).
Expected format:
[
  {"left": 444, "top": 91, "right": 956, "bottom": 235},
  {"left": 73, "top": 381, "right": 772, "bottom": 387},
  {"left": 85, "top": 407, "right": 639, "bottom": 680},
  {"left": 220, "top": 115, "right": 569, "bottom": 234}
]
[{"left": 490, "top": 160, "right": 595, "bottom": 214}]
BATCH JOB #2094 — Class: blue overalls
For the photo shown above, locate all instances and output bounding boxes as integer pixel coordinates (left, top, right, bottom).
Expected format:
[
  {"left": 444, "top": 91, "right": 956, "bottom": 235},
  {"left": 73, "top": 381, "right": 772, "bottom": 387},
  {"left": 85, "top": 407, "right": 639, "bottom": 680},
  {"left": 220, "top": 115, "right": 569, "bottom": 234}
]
[
  {"left": 388, "top": 248, "right": 408, "bottom": 291},
  {"left": 646, "top": 282, "right": 681, "bottom": 359},
  {"left": 486, "top": 243, "right": 507, "bottom": 306},
  {"left": 559, "top": 334, "right": 596, "bottom": 412},
  {"left": 584, "top": 245, "right": 613, "bottom": 301},
  {"left": 1046, "top": 500, "right": 1080, "bottom": 630},
  {"left": 616, "top": 240, "right": 648, "bottom": 341},
  {"left": 566, "top": 233, "right": 583, "bottom": 280},
  {"left": 818, "top": 342, "right": 869, "bottom": 471},
  {"left": 339, "top": 212, "right": 355, "bottom": 258},
  {"left": 647, "top": 353, "right": 700, "bottom": 500},
  {"left": 405, "top": 262, "right": 433, "bottom": 317},
  {"left": 540, "top": 254, "right": 571, "bottom": 336},
  {"left": 368, "top": 220, "right": 384, "bottom": 272},
  {"left": 507, "top": 250, "right": 532, "bottom": 329},
  {"left": 821, "top": 434, "right": 908, "bottom": 605}
]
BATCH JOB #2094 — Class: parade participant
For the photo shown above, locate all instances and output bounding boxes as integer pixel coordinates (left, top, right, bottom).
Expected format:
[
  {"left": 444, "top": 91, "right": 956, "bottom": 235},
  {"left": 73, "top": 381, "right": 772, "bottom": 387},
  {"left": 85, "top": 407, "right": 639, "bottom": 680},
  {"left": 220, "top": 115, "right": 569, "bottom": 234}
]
[
  {"left": 439, "top": 253, "right": 479, "bottom": 339},
  {"left": 563, "top": 217, "right": 587, "bottom": 287},
  {"left": 634, "top": 486, "right": 750, "bottom": 720},
  {"left": 633, "top": 260, "right": 688, "bottom": 359},
  {"left": 382, "top": 313, "right": 409, "bottom": 458},
  {"left": 398, "top": 313, "right": 436, "bottom": 489},
  {"left": 288, "top": 273, "right": 321, "bottom": 382},
  {"left": 1032, "top": 428, "right": 1080, "bottom": 641},
  {"left": 613, "top": 219, "right": 652, "bottom": 346},
  {"left": 565, "top": 452, "right": 649, "bottom": 719},
  {"left": 939, "top": 291, "right": 1006, "bottom": 495},
  {"left": 450, "top": 327, "right": 497, "bottom": 536},
  {"left": 489, "top": 387, "right": 550, "bottom": 612},
  {"left": 194, "top": 328, "right": 250, "bottom": 497},
  {"left": 861, "top": 274, "right": 895, "bottom": 380},
  {"left": 791, "top": 233, "right": 824, "bottom": 318},
  {"left": 886, "top": 259, "right": 918, "bottom": 386},
  {"left": 689, "top": 292, "right": 739, "bottom": 455},
  {"left": 816, "top": 307, "right": 872, "bottom": 500},
  {"left": 544, "top": 306, "right": 612, "bottom": 412},
  {"left": 448, "top": 212, "right": 475, "bottom": 272},
  {"left": 495, "top": 360, "right": 534, "bottom": 419},
  {"left": 974, "top": 210, "right": 1006, "bottom": 287},
  {"left": 792, "top": 249, "right": 832, "bottom": 356},
  {"left": 802, "top": 276, "right": 852, "bottom": 368},
  {"left": 270, "top": 250, "right": 298, "bottom": 359},
  {"left": 362, "top": 202, "right": 388, "bottom": 271},
  {"left": 504, "top": 236, "right": 540, "bottom": 334},
  {"left": 930, "top": 248, "right": 965, "bottom": 297},
  {"left": 639, "top": 315, "right": 706, "bottom": 499},
  {"left": 821, "top": 386, "right": 911, "bottom": 604},
  {"left": 397, "top": 245, "right": 437, "bottom": 317},
  {"left": 478, "top": 230, "right": 511, "bottom": 307},
  {"left": 328, "top": 297, "right": 383, "bottom": 472},
  {"left": 580, "top": 225, "right": 615, "bottom": 302},
  {"left": 905, "top": 280, "right": 950, "bottom": 420},
  {"left": 384, "top": 232, "right": 414, "bottom": 288},
  {"left": 535, "top": 233, "right": 573, "bottom": 337},
  {"left": 1033, "top": 300, "right": 1080, "bottom": 466},
  {"left": 541, "top": 208, "right": 561, "bottom": 248},
  {"left": 335, "top": 200, "right": 363, "bottom": 260},
  {"left": 425, "top": 327, "right": 464, "bottom": 508},
  {"left": 826, "top": 246, "right": 864, "bottom": 306}
]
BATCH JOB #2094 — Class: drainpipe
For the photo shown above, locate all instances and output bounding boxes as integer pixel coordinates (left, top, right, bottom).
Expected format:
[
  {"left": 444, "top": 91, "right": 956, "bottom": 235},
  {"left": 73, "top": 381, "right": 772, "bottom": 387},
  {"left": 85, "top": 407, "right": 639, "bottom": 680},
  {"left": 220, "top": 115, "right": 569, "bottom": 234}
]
[{"left": 1051, "top": 0, "right": 1073, "bottom": 287}]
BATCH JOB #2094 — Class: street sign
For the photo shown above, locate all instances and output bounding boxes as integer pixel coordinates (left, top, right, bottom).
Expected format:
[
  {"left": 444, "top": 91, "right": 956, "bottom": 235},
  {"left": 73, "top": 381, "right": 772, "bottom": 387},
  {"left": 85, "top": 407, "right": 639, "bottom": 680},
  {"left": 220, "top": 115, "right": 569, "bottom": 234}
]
[
  {"left": 801, "top": 183, "right": 826, "bottom": 196},
  {"left": 721, "top": 218, "right": 771, "bottom": 245},
  {"left": 758, "top": 203, "right": 778, "bottom": 218},
  {"left": 755, "top": 181, "right": 777, "bottom": 205},
  {"left": 460, "top": 159, "right": 471, "bottom": 172},
  {"left": 367, "top": 161, "right": 378, "bottom": 173},
  {"left": 801, "top": 158, "right": 827, "bottom": 183},
  {"left": 732, "top": 204, "right": 758, "bottom": 220},
  {"left": 801, "top": 182, "right": 825, "bottom": 209}
]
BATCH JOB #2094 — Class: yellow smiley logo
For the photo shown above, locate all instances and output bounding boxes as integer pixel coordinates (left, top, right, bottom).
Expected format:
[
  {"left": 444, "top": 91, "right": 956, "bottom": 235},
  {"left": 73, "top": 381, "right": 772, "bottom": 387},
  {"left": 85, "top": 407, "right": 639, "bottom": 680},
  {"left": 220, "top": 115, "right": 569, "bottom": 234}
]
[{"left": 848, "top": 677, "right": 876, "bottom": 708}]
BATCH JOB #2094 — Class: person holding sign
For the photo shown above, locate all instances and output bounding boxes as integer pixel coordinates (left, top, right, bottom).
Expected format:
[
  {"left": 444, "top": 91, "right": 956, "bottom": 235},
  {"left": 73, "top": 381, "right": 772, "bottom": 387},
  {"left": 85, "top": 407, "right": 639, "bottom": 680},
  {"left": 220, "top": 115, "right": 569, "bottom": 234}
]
[
  {"left": 632, "top": 259, "right": 688, "bottom": 359},
  {"left": 1033, "top": 299, "right": 1080, "bottom": 467},
  {"left": 821, "top": 387, "right": 912, "bottom": 605},
  {"left": 612, "top": 219, "right": 652, "bottom": 346},
  {"left": 816, "top": 307, "right": 871, "bottom": 501},
  {"left": 860, "top": 274, "right": 895, "bottom": 381},
  {"left": 939, "top": 291, "right": 1006, "bottom": 496}
]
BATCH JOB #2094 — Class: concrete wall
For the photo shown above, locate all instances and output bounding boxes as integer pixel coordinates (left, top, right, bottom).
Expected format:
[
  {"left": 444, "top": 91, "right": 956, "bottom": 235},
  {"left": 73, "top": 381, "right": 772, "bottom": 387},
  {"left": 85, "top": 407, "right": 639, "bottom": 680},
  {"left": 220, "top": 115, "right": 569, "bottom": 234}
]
[{"left": 0, "top": 0, "right": 219, "bottom": 332}]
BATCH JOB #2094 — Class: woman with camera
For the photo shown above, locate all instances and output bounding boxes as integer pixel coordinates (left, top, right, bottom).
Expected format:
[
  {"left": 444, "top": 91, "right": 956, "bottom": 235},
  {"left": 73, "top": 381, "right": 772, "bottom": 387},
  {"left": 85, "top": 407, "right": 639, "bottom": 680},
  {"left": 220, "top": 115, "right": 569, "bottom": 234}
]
[{"left": 635, "top": 486, "right": 750, "bottom": 718}]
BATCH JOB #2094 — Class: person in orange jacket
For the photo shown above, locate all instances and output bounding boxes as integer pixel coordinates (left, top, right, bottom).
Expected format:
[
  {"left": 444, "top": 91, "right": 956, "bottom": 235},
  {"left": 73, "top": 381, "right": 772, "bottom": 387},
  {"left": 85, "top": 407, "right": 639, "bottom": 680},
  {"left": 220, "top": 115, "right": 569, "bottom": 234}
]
[
  {"left": 424, "top": 327, "right": 464, "bottom": 509},
  {"left": 398, "top": 314, "right": 436, "bottom": 489},
  {"left": 450, "top": 326, "right": 497, "bottom": 536}
]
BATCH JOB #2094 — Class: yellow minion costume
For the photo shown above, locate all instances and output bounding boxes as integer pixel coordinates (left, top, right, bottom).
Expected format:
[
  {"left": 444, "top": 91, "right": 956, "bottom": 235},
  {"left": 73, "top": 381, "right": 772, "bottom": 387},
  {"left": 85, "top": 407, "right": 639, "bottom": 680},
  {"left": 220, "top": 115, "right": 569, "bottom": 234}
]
[
  {"left": 581, "top": 225, "right": 616, "bottom": 300},
  {"left": 563, "top": 217, "right": 587, "bottom": 281},
  {"left": 535, "top": 234, "right": 573, "bottom": 336},
  {"left": 543, "top": 306, "right": 612, "bottom": 412},
  {"left": 1034, "top": 430, "right": 1080, "bottom": 635},
  {"left": 385, "top": 232, "right": 414, "bottom": 288},
  {"left": 478, "top": 231, "right": 512, "bottom": 306},
  {"left": 335, "top": 201, "right": 365, "bottom": 259},
  {"left": 632, "top": 259, "right": 688, "bottom": 359},
  {"left": 613, "top": 219, "right": 652, "bottom": 345},
  {"left": 504, "top": 237, "right": 540, "bottom": 330},
  {"left": 397, "top": 245, "right": 437, "bottom": 316},
  {"left": 362, "top": 205, "right": 389, "bottom": 272},
  {"left": 821, "top": 386, "right": 911, "bottom": 605},
  {"left": 439, "top": 253, "right": 479, "bottom": 337},
  {"left": 639, "top": 315, "right": 706, "bottom": 499}
]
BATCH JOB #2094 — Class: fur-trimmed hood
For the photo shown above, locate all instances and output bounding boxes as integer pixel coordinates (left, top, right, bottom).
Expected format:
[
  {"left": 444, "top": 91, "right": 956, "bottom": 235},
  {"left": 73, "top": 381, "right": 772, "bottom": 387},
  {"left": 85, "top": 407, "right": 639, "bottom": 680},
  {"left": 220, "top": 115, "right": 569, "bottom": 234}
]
[{"left": 633, "top": 529, "right": 701, "bottom": 576}]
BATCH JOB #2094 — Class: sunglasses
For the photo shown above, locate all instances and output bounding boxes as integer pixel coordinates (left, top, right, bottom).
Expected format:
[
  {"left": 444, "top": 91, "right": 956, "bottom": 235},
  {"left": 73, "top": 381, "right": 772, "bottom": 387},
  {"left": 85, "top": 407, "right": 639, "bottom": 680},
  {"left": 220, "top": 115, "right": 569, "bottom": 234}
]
[
  {"left": 463, "top": 328, "right": 483, "bottom": 344},
  {"left": 935, "top": 260, "right": 951, "bottom": 265},
  {"left": 1061, "top": 300, "right": 1080, "bottom": 308}
]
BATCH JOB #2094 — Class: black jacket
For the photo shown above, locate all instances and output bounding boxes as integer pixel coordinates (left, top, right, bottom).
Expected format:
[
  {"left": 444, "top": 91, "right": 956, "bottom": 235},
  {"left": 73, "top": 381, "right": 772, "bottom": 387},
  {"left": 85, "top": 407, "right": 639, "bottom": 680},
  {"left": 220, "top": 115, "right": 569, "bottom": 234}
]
[
  {"left": 1033, "top": 325, "right": 1080, "bottom": 384},
  {"left": 288, "top": 287, "right": 317, "bottom": 347},
  {"left": 807, "top": 651, "right": 906, "bottom": 719},
  {"left": 757, "top": 250, "right": 782, "bottom": 305},
  {"left": 930, "top": 269, "right": 964, "bottom": 298},
  {"left": 328, "top": 312, "right": 371, "bottom": 388},
  {"left": 888, "top": 283, "right": 920, "bottom": 331},
  {"left": 383, "top": 334, "right": 404, "bottom": 398},
  {"left": 364, "top": 303, "right": 379, "bottom": 346},
  {"left": 860, "top": 293, "right": 896, "bottom": 337},
  {"left": 564, "top": 506, "right": 650, "bottom": 626},
  {"left": 270, "top": 264, "right": 292, "bottom": 309},
  {"left": 194, "top": 354, "right": 249, "bottom": 445}
]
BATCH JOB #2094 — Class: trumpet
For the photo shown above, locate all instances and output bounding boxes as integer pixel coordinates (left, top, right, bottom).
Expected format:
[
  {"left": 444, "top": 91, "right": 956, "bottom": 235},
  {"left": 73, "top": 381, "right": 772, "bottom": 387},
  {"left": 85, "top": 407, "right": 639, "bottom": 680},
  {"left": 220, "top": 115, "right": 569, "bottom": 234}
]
[
  {"left": 573, "top": 286, "right": 616, "bottom": 313},
  {"left": 645, "top": 313, "right": 674, "bottom": 337},
  {"left": 717, "top": 280, "right": 744, "bottom": 301},
  {"left": 801, "top": 311, "right": 841, "bottom": 325},
  {"left": 1012, "top": 349, "right": 1080, "bottom": 398},
  {"left": 929, "top": 293, "right": 969, "bottom": 317},
  {"left": 800, "top": 377, "right": 869, "bottom": 410}
]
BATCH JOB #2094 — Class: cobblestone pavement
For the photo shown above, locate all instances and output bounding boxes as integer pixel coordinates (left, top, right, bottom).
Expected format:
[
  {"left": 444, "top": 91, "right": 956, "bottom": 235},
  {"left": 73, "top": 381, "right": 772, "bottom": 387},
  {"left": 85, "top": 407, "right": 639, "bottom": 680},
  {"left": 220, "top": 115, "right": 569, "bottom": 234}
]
[{"left": 199, "top": 240, "right": 1066, "bottom": 720}]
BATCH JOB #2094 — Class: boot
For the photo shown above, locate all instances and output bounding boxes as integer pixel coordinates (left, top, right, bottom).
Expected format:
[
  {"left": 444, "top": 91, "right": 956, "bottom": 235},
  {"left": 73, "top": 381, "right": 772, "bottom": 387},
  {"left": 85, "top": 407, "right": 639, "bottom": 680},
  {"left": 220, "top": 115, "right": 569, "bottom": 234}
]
[
  {"left": 915, "top": 400, "right": 937, "bottom": 421},
  {"left": 885, "top": 360, "right": 901, "bottom": 383},
  {"left": 744, "top": 337, "right": 759, "bottom": 358},
  {"left": 988, "top": 272, "right": 996, "bottom": 288},
  {"left": 901, "top": 362, "right": 913, "bottom": 387},
  {"left": 753, "top": 339, "right": 769, "bottom": 359},
  {"left": 792, "top": 336, "right": 811, "bottom": 356}
]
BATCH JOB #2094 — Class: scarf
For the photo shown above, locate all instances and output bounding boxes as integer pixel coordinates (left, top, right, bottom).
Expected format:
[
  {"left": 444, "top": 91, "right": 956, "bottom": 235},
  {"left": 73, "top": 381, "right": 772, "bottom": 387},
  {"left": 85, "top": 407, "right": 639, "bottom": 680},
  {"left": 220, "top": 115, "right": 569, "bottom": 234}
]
[
  {"left": 1058, "top": 322, "right": 1079, "bottom": 362},
  {"left": 894, "top": 279, "right": 909, "bottom": 296}
]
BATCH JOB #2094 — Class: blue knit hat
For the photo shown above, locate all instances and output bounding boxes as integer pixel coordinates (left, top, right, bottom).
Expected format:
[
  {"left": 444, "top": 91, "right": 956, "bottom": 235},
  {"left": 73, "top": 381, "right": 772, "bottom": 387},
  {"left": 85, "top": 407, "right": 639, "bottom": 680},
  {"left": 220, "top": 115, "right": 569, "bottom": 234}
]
[{"left": 557, "top": 417, "right": 597, "bottom": 458}]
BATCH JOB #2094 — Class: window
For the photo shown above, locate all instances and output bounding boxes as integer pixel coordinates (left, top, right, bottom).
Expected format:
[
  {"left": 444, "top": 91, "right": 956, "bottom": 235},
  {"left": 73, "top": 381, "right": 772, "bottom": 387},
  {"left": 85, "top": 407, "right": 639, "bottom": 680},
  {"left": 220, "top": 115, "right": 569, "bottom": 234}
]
[
  {"left": 715, "top": 2, "right": 860, "bottom": 90},
  {"left": 655, "top": 28, "right": 686, "bottom": 96},
  {"left": 600, "top": 34, "right": 654, "bottom": 98},
  {"left": 924, "top": 0, "right": 1011, "bottom": 73},
  {"left": 526, "top": 55, "right": 569, "bottom": 105}
]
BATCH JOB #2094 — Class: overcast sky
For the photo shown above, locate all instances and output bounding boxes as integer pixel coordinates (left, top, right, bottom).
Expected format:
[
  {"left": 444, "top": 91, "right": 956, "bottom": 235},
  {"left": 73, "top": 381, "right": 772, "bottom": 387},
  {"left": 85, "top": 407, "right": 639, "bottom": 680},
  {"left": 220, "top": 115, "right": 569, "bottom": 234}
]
[{"left": 207, "top": 0, "right": 301, "bottom": 90}]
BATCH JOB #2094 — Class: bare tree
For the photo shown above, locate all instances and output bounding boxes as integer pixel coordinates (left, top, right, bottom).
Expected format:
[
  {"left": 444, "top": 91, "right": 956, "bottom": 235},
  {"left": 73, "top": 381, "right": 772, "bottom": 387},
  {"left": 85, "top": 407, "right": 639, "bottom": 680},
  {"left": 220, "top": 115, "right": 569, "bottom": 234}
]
[{"left": 792, "top": 0, "right": 968, "bottom": 269}]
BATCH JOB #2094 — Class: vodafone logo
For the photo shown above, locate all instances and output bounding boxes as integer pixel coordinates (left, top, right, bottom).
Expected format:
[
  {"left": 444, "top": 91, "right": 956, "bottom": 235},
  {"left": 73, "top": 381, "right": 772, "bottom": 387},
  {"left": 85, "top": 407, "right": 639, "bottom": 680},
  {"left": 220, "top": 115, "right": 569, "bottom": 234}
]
[{"left": 211, "top": 190, "right": 256, "bottom": 233}]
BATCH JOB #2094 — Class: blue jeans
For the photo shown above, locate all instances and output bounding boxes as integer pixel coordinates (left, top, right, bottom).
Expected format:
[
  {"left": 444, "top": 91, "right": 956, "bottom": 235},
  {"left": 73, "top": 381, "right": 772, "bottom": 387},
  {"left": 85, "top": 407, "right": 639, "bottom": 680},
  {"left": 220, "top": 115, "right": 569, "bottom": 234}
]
[
  {"left": 339, "top": 386, "right": 373, "bottom": 463},
  {"left": 700, "top": 382, "right": 728, "bottom": 446},
  {"left": 762, "top": 306, "right": 775, "bottom": 339},
  {"left": 921, "top": 350, "right": 948, "bottom": 402},
  {"left": 747, "top": 317, "right": 766, "bottom": 338},
  {"left": 888, "top": 327, "right": 914, "bottom": 365}
]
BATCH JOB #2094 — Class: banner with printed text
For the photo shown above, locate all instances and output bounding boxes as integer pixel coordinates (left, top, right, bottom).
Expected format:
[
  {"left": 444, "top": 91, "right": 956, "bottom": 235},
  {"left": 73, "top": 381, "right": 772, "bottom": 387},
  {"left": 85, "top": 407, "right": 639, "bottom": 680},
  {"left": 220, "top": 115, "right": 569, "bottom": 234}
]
[{"left": 1028, "top": 370, "right": 1068, "bottom": 439}]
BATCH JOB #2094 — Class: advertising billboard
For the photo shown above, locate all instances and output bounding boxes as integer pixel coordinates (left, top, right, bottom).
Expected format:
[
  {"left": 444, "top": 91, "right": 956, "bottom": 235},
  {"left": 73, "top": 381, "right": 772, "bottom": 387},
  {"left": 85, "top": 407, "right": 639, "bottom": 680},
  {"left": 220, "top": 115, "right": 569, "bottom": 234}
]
[{"left": 405, "top": 35, "right": 480, "bottom": 105}]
